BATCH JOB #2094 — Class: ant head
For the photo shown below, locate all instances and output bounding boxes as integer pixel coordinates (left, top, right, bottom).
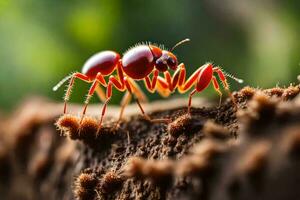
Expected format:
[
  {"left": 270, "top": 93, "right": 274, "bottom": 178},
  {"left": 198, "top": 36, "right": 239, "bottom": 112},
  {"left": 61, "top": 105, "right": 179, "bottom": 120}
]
[
  {"left": 155, "top": 50, "right": 178, "bottom": 72},
  {"left": 150, "top": 39, "right": 190, "bottom": 72}
]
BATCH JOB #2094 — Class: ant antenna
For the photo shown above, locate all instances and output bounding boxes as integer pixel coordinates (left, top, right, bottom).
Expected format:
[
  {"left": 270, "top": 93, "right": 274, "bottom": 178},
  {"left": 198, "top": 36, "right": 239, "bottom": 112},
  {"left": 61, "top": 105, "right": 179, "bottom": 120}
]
[
  {"left": 53, "top": 74, "right": 73, "bottom": 91},
  {"left": 224, "top": 72, "right": 244, "bottom": 84},
  {"left": 170, "top": 38, "right": 190, "bottom": 51}
]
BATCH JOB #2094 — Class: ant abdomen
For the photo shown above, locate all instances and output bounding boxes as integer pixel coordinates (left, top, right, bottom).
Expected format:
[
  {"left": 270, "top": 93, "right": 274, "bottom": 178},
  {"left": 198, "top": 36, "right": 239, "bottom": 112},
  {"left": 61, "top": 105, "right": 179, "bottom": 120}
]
[{"left": 81, "top": 51, "right": 120, "bottom": 79}]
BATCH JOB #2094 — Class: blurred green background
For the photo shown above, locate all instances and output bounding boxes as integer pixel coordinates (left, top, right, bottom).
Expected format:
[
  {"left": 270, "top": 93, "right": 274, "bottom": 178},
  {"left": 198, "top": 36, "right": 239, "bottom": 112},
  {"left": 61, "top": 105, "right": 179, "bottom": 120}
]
[{"left": 0, "top": 0, "right": 299, "bottom": 111}]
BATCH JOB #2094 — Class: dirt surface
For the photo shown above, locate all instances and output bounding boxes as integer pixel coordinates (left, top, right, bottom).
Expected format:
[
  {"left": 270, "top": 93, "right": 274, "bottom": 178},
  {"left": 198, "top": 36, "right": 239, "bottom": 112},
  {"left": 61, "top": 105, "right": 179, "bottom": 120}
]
[{"left": 0, "top": 85, "right": 300, "bottom": 200}]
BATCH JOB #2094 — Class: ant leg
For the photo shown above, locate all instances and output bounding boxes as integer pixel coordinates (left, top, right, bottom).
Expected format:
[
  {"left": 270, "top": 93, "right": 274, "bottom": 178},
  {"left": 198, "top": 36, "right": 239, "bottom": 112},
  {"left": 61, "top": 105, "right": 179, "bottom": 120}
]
[
  {"left": 144, "top": 69, "right": 159, "bottom": 93},
  {"left": 188, "top": 89, "right": 197, "bottom": 114},
  {"left": 126, "top": 78, "right": 171, "bottom": 123},
  {"left": 175, "top": 63, "right": 205, "bottom": 93},
  {"left": 97, "top": 75, "right": 125, "bottom": 133},
  {"left": 115, "top": 91, "right": 132, "bottom": 128},
  {"left": 80, "top": 73, "right": 106, "bottom": 123},
  {"left": 212, "top": 76, "right": 223, "bottom": 107},
  {"left": 53, "top": 72, "right": 91, "bottom": 114},
  {"left": 95, "top": 85, "right": 106, "bottom": 102},
  {"left": 213, "top": 67, "right": 237, "bottom": 107},
  {"left": 97, "top": 82, "right": 113, "bottom": 134},
  {"left": 162, "top": 63, "right": 186, "bottom": 92},
  {"left": 97, "top": 98, "right": 111, "bottom": 134},
  {"left": 116, "top": 79, "right": 148, "bottom": 128},
  {"left": 128, "top": 79, "right": 148, "bottom": 103},
  {"left": 144, "top": 69, "right": 171, "bottom": 98},
  {"left": 187, "top": 63, "right": 214, "bottom": 113},
  {"left": 156, "top": 77, "right": 171, "bottom": 97}
]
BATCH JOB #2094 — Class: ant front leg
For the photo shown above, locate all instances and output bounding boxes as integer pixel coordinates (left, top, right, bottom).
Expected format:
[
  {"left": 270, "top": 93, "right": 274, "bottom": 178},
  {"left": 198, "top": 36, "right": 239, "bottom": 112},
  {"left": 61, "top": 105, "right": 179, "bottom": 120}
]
[
  {"left": 187, "top": 63, "right": 214, "bottom": 113},
  {"left": 213, "top": 67, "right": 237, "bottom": 107},
  {"left": 129, "top": 78, "right": 171, "bottom": 123},
  {"left": 80, "top": 73, "right": 107, "bottom": 123},
  {"left": 145, "top": 69, "right": 171, "bottom": 98},
  {"left": 144, "top": 69, "right": 159, "bottom": 93},
  {"left": 212, "top": 76, "right": 223, "bottom": 107},
  {"left": 163, "top": 63, "right": 205, "bottom": 93},
  {"left": 156, "top": 77, "right": 171, "bottom": 97}
]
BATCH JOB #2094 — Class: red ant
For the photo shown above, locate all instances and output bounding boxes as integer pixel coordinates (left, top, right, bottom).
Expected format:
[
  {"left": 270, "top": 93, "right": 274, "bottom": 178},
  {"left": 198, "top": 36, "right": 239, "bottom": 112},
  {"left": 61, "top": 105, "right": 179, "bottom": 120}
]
[{"left": 53, "top": 39, "right": 243, "bottom": 132}]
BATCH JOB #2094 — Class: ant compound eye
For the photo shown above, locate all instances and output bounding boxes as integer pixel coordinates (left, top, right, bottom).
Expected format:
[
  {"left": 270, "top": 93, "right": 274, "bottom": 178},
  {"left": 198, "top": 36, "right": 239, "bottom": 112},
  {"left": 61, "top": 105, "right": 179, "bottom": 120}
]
[
  {"left": 167, "top": 57, "right": 177, "bottom": 70},
  {"left": 155, "top": 59, "right": 168, "bottom": 72}
]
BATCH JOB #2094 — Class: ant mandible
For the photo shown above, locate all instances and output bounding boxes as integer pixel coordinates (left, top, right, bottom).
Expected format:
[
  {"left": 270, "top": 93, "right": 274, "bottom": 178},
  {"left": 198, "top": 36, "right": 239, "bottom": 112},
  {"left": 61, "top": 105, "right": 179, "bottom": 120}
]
[{"left": 53, "top": 38, "right": 243, "bottom": 132}]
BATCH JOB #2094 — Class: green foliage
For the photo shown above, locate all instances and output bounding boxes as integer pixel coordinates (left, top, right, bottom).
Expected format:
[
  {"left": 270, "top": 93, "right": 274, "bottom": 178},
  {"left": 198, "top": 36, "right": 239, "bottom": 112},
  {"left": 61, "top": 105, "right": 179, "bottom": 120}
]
[{"left": 0, "top": 0, "right": 299, "bottom": 111}]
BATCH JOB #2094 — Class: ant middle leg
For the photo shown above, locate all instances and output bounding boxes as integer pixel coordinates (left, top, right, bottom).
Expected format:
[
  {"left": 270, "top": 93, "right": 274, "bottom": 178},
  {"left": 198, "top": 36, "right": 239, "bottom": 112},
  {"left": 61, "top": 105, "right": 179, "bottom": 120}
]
[
  {"left": 96, "top": 75, "right": 125, "bottom": 133},
  {"left": 80, "top": 73, "right": 106, "bottom": 123},
  {"left": 115, "top": 91, "right": 132, "bottom": 129},
  {"left": 96, "top": 82, "right": 113, "bottom": 134},
  {"left": 127, "top": 78, "right": 171, "bottom": 124}
]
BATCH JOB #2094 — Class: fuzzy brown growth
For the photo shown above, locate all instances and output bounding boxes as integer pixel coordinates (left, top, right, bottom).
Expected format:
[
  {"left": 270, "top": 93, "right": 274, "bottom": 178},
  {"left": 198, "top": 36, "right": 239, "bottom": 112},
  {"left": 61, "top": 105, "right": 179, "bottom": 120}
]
[
  {"left": 203, "top": 120, "right": 231, "bottom": 140},
  {"left": 280, "top": 127, "right": 300, "bottom": 157},
  {"left": 175, "top": 139, "right": 227, "bottom": 176},
  {"left": 264, "top": 87, "right": 284, "bottom": 97},
  {"left": 239, "top": 86, "right": 256, "bottom": 99},
  {"left": 175, "top": 154, "right": 209, "bottom": 177},
  {"left": 56, "top": 114, "right": 80, "bottom": 140},
  {"left": 282, "top": 85, "right": 300, "bottom": 100},
  {"left": 263, "top": 85, "right": 300, "bottom": 100},
  {"left": 77, "top": 117, "right": 99, "bottom": 141},
  {"left": 249, "top": 92, "right": 278, "bottom": 115},
  {"left": 123, "top": 157, "right": 174, "bottom": 181},
  {"left": 238, "top": 93, "right": 278, "bottom": 136},
  {"left": 74, "top": 171, "right": 98, "bottom": 200},
  {"left": 98, "top": 171, "right": 123, "bottom": 195},
  {"left": 167, "top": 114, "right": 204, "bottom": 136},
  {"left": 0, "top": 144, "right": 10, "bottom": 183},
  {"left": 56, "top": 115, "right": 122, "bottom": 151},
  {"left": 237, "top": 141, "right": 271, "bottom": 177},
  {"left": 2, "top": 85, "right": 300, "bottom": 199},
  {"left": 123, "top": 139, "right": 228, "bottom": 179}
]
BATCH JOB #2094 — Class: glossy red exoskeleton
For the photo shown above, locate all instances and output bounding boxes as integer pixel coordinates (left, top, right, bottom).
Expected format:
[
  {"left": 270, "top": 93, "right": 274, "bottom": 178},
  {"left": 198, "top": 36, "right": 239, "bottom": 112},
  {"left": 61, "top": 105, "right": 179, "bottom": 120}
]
[{"left": 53, "top": 39, "right": 243, "bottom": 132}]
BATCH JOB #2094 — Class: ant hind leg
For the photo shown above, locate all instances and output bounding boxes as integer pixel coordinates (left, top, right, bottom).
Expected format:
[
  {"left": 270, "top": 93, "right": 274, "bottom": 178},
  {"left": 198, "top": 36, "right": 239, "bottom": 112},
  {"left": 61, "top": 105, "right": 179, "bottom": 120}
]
[
  {"left": 212, "top": 76, "right": 223, "bottom": 107},
  {"left": 115, "top": 91, "right": 132, "bottom": 129},
  {"left": 53, "top": 72, "right": 91, "bottom": 114}
]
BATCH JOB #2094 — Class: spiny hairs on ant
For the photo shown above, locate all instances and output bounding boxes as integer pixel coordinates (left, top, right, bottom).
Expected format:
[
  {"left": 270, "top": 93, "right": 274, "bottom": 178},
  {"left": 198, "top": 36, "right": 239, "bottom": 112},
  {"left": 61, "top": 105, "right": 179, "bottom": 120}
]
[
  {"left": 124, "top": 38, "right": 191, "bottom": 55},
  {"left": 123, "top": 41, "right": 167, "bottom": 55}
]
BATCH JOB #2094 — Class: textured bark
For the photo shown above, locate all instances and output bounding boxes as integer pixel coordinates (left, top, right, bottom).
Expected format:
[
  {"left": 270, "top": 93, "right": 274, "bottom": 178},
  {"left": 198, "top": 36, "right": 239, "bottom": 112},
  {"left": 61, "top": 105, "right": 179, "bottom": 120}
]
[{"left": 0, "top": 85, "right": 300, "bottom": 200}]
